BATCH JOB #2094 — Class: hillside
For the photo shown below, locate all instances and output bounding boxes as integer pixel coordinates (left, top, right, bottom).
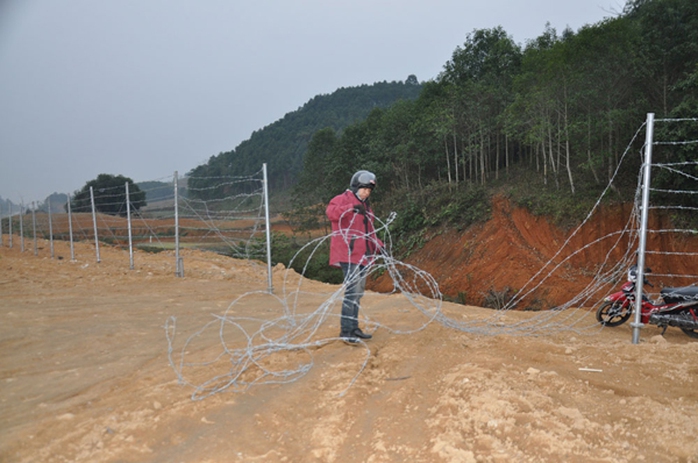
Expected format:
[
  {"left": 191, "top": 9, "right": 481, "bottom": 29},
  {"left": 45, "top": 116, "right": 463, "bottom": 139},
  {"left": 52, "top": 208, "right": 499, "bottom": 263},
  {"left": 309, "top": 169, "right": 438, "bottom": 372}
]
[
  {"left": 188, "top": 78, "right": 423, "bottom": 192},
  {"left": 370, "top": 196, "right": 698, "bottom": 310}
]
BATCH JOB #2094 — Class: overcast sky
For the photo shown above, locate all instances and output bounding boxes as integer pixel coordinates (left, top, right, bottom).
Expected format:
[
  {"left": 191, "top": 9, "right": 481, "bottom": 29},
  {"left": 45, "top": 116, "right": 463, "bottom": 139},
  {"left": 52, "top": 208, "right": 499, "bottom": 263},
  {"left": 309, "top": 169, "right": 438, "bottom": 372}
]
[{"left": 0, "top": 0, "right": 617, "bottom": 203}]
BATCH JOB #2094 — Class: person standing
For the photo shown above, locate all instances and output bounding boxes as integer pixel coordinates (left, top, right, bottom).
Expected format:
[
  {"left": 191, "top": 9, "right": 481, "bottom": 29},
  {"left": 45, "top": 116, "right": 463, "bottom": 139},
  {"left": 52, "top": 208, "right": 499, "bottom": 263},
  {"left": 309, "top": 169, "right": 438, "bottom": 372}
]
[{"left": 326, "top": 170, "right": 383, "bottom": 343}]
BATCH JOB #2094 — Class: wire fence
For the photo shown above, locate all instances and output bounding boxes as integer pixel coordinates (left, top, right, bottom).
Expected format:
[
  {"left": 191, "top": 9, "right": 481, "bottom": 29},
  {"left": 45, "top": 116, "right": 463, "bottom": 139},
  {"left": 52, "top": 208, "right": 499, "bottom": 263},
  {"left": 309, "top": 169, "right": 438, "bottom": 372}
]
[
  {"left": 164, "top": 114, "right": 698, "bottom": 399},
  {"left": 0, "top": 165, "right": 273, "bottom": 288},
  {"left": 2, "top": 116, "right": 697, "bottom": 398},
  {"left": 493, "top": 115, "right": 698, "bottom": 315}
]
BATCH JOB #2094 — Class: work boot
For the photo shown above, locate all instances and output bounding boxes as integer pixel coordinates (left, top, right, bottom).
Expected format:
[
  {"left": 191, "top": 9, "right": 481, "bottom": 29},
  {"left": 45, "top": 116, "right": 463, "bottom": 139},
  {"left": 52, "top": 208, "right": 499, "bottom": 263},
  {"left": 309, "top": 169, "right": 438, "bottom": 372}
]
[
  {"left": 340, "top": 332, "right": 359, "bottom": 345},
  {"left": 351, "top": 328, "right": 372, "bottom": 339}
]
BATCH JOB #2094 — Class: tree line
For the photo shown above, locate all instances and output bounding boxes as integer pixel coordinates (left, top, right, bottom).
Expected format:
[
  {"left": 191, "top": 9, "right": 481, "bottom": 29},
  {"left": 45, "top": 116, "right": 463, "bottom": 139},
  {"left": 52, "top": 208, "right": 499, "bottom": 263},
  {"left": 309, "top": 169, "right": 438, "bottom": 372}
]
[
  {"left": 293, "top": 0, "right": 697, "bottom": 231},
  {"left": 22, "top": 0, "right": 695, "bottom": 234}
]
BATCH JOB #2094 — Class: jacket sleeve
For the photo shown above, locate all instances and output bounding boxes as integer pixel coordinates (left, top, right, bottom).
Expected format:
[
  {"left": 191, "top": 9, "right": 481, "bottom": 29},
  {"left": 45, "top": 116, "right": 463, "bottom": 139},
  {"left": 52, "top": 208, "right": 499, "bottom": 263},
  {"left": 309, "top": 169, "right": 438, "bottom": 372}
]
[{"left": 326, "top": 191, "right": 355, "bottom": 222}]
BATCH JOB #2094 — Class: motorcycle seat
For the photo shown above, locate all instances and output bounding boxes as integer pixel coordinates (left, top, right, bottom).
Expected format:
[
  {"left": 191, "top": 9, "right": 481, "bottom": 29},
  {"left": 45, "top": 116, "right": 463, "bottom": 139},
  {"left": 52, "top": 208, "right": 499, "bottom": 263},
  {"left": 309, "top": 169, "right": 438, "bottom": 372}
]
[{"left": 661, "top": 285, "right": 698, "bottom": 303}]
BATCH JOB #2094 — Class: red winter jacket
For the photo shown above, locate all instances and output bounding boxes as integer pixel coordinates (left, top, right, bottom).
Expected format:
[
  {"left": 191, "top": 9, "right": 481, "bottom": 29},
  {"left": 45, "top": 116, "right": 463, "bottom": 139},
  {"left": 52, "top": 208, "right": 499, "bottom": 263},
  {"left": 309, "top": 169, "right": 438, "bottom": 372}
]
[{"left": 326, "top": 190, "right": 383, "bottom": 267}]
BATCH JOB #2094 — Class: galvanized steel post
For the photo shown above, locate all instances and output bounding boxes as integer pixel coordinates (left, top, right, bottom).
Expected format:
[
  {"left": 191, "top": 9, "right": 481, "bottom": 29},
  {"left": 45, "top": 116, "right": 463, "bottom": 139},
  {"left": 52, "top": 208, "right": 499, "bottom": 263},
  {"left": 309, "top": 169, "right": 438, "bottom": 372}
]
[
  {"left": 263, "top": 163, "right": 273, "bottom": 294},
  {"left": 8, "top": 203, "right": 13, "bottom": 248},
  {"left": 48, "top": 199, "right": 54, "bottom": 258},
  {"left": 632, "top": 113, "right": 654, "bottom": 345},
  {"left": 67, "top": 194, "right": 75, "bottom": 261},
  {"left": 126, "top": 182, "right": 134, "bottom": 270},
  {"left": 90, "top": 186, "right": 101, "bottom": 263},
  {"left": 32, "top": 202, "right": 37, "bottom": 256},
  {"left": 19, "top": 202, "right": 24, "bottom": 252},
  {"left": 174, "top": 172, "right": 183, "bottom": 277}
]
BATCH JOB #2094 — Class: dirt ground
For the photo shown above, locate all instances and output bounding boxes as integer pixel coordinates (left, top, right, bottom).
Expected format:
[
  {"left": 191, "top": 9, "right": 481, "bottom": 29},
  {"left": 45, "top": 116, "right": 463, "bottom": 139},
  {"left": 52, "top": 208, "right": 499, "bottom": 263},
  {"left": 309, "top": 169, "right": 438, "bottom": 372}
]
[
  {"left": 370, "top": 197, "right": 697, "bottom": 310},
  {"left": 2, "top": 232, "right": 698, "bottom": 463}
]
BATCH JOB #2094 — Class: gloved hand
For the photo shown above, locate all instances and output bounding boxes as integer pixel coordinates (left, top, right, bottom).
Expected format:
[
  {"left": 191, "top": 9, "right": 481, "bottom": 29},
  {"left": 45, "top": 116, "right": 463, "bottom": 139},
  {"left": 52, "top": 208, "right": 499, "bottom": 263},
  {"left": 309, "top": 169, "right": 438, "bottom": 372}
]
[{"left": 353, "top": 203, "right": 366, "bottom": 215}]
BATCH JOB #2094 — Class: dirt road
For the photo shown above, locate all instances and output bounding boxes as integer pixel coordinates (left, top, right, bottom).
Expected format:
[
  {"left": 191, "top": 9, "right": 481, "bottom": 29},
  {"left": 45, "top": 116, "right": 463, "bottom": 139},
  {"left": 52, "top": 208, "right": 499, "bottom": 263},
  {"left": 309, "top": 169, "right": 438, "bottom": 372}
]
[{"left": 1, "top": 240, "right": 697, "bottom": 462}]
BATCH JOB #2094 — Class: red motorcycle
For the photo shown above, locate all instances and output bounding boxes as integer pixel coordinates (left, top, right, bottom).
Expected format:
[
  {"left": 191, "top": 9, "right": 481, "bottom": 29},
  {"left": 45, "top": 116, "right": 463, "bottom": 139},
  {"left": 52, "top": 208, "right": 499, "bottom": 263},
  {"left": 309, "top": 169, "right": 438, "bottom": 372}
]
[{"left": 596, "top": 266, "right": 698, "bottom": 339}]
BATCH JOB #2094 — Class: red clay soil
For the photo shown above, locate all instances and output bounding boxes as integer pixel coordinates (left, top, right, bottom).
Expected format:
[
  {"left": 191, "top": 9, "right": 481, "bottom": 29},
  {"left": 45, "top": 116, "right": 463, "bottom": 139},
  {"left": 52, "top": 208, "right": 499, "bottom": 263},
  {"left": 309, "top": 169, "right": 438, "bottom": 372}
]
[
  {"left": 14, "top": 197, "right": 695, "bottom": 310},
  {"left": 369, "top": 196, "right": 698, "bottom": 309}
]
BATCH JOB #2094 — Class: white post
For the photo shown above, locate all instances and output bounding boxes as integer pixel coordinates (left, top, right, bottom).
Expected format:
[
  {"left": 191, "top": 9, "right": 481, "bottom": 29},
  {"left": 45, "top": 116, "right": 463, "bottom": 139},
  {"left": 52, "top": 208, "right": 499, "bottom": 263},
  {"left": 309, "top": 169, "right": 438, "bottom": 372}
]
[
  {"left": 20, "top": 201, "right": 24, "bottom": 252},
  {"left": 126, "top": 182, "right": 134, "bottom": 270},
  {"left": 90, "top": 186, "right": 101, "bottom": 263},
  {"left": 48, "top": 199, "right": 54, "bottom": 258},
  {"left": 174, "top": 172, "right": 183, "bottom": 277},
  {"left": 67, "top": 194, "right": 75, "bottom": 261},
  {"left": 632, "top": 112, "right": 654, "bottom": 345},
  {"left": 31, "top": 202, "right": 38, "bottom": 256},
  {"left": 9, "top": 203, "right": 13, "bottom": 248},
  {"left": 263, "top": 163, "right": 273, "bottom": 294},
  {"left": 0, "top": 203, "right": 3, "bottom": 247}
]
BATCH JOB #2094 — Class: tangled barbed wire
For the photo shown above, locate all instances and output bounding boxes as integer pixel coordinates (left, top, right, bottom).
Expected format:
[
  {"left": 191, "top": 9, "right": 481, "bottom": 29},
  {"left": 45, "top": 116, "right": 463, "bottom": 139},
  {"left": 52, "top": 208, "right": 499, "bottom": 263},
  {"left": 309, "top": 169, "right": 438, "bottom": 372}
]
[
  {"left": 166, "top": 116, "right": 698, "bottom": 400},
  {"left": 166, "top": 211, "right": 448, "bottom": 399}
]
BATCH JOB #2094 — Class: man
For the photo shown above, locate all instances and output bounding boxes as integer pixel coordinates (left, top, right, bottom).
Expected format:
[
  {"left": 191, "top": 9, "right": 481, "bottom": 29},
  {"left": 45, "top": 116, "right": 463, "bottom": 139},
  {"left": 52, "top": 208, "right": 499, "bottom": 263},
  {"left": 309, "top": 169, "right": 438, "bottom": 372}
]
[{"left": 326, "top": 170, "right": 383, "bottom": 344}]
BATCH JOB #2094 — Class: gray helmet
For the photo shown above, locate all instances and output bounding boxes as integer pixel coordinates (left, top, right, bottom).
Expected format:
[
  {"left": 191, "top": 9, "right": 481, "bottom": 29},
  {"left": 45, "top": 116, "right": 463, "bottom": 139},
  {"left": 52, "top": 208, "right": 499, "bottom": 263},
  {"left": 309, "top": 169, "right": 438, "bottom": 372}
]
[{"left": 349, "top": 170, "right": 376, "bottom": 192}]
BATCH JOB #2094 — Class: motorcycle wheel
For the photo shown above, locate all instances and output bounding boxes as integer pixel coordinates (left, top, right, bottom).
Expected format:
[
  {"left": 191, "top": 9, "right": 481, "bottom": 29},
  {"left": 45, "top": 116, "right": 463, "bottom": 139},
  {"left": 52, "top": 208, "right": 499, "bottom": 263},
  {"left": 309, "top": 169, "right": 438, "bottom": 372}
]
[
  {"left": 680, "top": 328, "right": 698, "bottom": 339},
  {"left": 596, "top": 300, "right": 631, "bottom": 327}
]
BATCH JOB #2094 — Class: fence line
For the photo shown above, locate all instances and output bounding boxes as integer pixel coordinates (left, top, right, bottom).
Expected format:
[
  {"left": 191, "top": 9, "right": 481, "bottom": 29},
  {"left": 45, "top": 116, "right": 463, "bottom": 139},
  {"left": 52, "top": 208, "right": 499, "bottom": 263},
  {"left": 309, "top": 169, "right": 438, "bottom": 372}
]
[
  {"left": 165, "top": 114, "right": 698, "bottom": 399},
  {"left": 1, "top": 118, "right": 696, "bottom": 336},
  {"left": 0, "top": 165, "right": 273, "bottom": 292}
]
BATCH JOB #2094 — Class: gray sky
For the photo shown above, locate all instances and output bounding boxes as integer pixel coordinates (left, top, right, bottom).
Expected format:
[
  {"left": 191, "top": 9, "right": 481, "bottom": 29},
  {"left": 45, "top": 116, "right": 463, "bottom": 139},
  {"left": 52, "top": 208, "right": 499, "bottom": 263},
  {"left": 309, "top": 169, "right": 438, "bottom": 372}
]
[{"left": 0, "top": 0, "right": 616, "bottom": 202}]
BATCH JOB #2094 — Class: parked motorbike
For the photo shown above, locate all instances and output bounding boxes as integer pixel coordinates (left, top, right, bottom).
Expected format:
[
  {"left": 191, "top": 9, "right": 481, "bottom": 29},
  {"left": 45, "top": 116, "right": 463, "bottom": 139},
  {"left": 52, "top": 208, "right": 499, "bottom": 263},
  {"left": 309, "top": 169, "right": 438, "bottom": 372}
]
[{"left": 596, "top": 265, "right": 698, "bottom": 339}]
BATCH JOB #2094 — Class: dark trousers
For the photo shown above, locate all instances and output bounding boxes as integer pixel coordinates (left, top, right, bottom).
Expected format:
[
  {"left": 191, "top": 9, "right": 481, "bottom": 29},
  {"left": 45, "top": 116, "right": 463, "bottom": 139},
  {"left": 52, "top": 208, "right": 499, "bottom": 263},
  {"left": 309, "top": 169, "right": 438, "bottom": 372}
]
[{"left": 339, "top": 263, "right": 367, "bottom": 334}]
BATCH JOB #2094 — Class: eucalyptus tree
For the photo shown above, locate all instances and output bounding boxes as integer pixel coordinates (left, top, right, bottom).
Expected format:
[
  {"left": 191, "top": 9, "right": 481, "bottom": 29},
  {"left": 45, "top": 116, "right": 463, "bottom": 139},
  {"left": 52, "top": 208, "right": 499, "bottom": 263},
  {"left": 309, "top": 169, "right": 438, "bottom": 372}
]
[
  {"left": 440, "top": 27, "right": 522, "bottom": 185},
  {"left": 294, "top": 127, "right": 338, "bottom": 207},
  {"left": 651, "top": 64, "right": 698, "bottom": 215},
  {"left": 372, "top": 99, "right": 422, "bottom": 191},
  {"left": 404, "top": 80, "right": 456, "bottom": 187},
  {"left": 625, "top": 0, "right": 698, "bottom": 116},
  {"left": 571, "top": 16, "right": 643, "bottom": 186},
  {"left": 326, "top": 109, "right": 386, "bottom": 197},
  {"left": 508, "top": 26, "right": 560, "bottom": 186}
]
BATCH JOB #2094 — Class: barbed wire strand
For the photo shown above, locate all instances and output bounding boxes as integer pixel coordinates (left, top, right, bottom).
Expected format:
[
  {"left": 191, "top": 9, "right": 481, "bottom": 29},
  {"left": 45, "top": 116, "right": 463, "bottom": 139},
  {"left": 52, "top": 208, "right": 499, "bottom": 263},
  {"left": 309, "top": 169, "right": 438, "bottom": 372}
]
[{"left": 165, "top": 117, "right": 697, "bottom": 399}]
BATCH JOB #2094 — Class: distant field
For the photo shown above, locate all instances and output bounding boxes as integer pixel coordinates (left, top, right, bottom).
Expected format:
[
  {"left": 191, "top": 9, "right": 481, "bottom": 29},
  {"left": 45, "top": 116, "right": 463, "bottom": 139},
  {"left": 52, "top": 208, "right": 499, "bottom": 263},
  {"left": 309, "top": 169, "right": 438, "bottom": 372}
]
[{"left": 1, "top": 211, "right": 284, "bottom": 255}]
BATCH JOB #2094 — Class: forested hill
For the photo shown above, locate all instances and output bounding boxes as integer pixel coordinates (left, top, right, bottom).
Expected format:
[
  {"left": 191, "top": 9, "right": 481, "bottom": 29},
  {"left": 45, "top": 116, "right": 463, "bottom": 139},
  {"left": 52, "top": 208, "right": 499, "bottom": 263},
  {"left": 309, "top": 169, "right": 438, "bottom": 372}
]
[
  {"left": 188, "top": 0, "right": 697, "bottom": 240},
  {"left": 291, "top": 0, "right": 698, "bottom": 234},
  {"left": 187, "top": 77, "right": 423, "bottom": 191}
]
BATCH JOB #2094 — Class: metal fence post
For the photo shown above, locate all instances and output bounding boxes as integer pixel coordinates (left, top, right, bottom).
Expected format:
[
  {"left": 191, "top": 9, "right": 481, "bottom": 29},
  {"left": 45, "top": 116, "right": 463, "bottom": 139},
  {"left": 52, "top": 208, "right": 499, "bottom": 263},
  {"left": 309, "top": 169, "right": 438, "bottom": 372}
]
[
  {"left": 126, "top": 182, "right": 134, "bottom": 270},
  {"left": 9, "top": 203, "right": 13, "bottom": 248},
  {"left": 32, "top": 202, "right": 38, "bottom": 256},
  {"left": 174, "top": 172, "right": 183, "bottom": 277},
  {"left": 20, "top": 202, "right": 24, "bottom": 252},
  {"left": 67, "top": 194, "right": 75, "bottom": 261},
  {"left": 90, "top": 186, "right": 101, "bottom": 263},
  {"left": 262, "top": 163, "right": 273, "bottom": 294},
  {"left": 48, "top": 199, "right": 54, "bottom": 258},
  {"left": 632, "top": 112, "right": 654, "bottom": 345}
]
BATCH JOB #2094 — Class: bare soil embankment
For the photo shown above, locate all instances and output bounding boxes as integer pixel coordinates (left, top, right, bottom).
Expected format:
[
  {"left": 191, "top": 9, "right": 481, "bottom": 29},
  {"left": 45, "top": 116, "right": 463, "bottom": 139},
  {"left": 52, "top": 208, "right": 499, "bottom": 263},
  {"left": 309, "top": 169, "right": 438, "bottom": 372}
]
[{"left": 371, "top": 196, "right": 697, "bottom": 309}]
